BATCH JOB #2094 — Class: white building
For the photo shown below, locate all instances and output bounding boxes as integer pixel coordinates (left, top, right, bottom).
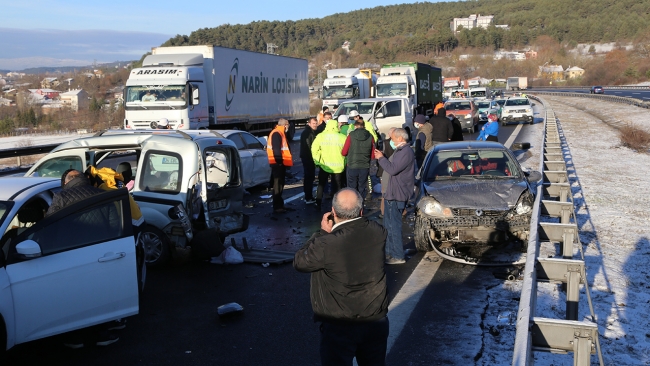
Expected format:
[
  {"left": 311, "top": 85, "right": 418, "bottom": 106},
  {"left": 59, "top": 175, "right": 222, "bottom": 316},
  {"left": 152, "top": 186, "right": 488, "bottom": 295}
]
[
  {"left": 59, "top": 89, "right": 89, "bottom": 112},
  {"left": 451, "top": 14, "right": 494, "bottom": 33}
]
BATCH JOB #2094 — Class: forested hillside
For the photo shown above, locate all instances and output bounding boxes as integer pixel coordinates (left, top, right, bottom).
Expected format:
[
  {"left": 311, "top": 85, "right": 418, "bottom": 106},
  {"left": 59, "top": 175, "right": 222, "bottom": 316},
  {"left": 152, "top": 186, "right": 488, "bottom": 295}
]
[{"left": 161, "top": 0, "right": 650, "bottom": 61}]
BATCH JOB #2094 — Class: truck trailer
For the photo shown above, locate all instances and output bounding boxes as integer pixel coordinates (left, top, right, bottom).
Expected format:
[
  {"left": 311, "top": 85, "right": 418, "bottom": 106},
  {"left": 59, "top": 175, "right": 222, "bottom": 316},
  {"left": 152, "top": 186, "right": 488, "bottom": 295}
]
[
  {"left": 506, "top": 77, "right": 528, "bottom": 91},
  {"left": 321, "top": 68, "right": 376, "bottom": 111},
  {"left": 374, "top": 62, "right": 442, "bottom": 115},
  {"left": 123, "top": 45, "right": 310, "bottom": 139}
]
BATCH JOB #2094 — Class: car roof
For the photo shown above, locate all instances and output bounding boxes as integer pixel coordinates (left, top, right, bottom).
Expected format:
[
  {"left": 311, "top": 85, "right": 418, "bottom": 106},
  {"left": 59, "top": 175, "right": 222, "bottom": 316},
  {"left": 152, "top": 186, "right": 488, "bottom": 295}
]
[
  {"left": 0, "top": 177, "right": 59, "bottom": 201},
  {"left": 430, "top": 141, "right": 507, "bottom": 152},
  {"left": 445, "top": 98, "right": 472, "bottom": 103},
  {"left": 506, "top": 97, "right": 529, "bottom": 101},
  {"left": 338, "top": 97, "right": 407, "bottom": 104},
  {"left": 49, "top": 130, "right": 237, "bottom": 153}
]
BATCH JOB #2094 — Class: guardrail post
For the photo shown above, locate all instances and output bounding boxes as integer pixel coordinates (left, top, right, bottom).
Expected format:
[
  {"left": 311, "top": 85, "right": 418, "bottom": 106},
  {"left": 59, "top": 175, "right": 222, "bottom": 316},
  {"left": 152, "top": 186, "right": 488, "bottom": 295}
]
[
  {"left": 567, "top": 269, "right": 581, "bottom": 321},
  {"left": 17, "top": 156, "right": 21, "bottom": 166},
  {"left": 537, "top": 258, "right": 585, "bottom": 320}
]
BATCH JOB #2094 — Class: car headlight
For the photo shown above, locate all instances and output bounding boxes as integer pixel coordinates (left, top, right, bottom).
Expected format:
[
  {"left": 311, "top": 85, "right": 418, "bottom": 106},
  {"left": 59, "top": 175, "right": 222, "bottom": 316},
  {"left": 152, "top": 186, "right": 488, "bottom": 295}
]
[
  {"left": 464, "top": 114, "right": 472, "bottom": 119},
  {"left": 525, "top": 108, "right": 532, "bottom": 113},
  {"left": 514, "top": 193, "right": 534, "bottom": 215},
  {"left": 417, "top": 196, "right": 453, "bottom": 218}
]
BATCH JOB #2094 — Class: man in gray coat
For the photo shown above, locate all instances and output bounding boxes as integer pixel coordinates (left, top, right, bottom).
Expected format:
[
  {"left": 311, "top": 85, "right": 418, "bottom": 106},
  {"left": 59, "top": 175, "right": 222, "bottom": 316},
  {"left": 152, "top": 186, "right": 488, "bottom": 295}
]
[{"left": 374, "top": 128, "right": 415, "bottom": 264}]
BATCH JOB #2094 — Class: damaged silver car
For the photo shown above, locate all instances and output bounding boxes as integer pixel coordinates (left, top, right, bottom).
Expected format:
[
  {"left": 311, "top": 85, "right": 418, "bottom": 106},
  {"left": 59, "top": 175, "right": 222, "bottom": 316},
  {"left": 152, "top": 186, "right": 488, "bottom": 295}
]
[{"left": 414, "top": 142, "right": 541, "bottom": 263}]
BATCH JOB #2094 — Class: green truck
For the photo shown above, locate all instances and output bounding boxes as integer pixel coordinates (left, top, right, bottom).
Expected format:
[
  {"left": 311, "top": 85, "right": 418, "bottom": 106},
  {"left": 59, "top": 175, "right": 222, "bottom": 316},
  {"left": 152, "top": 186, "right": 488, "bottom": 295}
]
[{"left": 375, "top": 62, "right": 442, "bottom": 115}]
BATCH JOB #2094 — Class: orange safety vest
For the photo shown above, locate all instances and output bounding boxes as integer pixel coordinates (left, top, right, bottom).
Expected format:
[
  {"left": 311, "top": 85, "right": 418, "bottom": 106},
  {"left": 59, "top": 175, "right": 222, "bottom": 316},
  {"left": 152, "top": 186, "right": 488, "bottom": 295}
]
[{"left": 267, "top": 126, "right": 293, "bottom": 166}]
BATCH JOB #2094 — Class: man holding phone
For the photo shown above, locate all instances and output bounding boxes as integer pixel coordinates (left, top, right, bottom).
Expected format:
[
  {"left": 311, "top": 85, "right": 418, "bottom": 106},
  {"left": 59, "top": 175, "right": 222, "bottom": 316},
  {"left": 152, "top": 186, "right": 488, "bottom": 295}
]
[{"left": 294, "top": 188, "right": 389, "bottom": 365}]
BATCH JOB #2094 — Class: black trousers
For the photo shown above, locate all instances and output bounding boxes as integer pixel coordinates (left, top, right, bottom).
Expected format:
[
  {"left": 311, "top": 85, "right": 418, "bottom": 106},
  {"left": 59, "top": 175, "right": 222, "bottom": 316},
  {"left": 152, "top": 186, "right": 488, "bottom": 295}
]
[
  {"left": 316, "top": 169, "right": 342, "bottom": 204},
  {"left": 302, "top": 158, "right": 316, "bottom": 200},
  {"left": 486, "top": 135, "right": 498, "bottom": 142},
  {"left": 319, "top": 317, "right": 389, "bottom": 366},
  {"left": 270, "top": 164, "right": 286, "bottom": 210}
]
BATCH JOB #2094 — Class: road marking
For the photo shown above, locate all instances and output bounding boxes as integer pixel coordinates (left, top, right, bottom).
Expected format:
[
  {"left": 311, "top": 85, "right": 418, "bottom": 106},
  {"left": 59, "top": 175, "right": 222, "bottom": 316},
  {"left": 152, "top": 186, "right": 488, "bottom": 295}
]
[
  {"left": 386, "top": 255, "right": 444, "bottom": 353},
  {"left": 504, "top": 123, "right": 524, "bottom": 148},
  {"left": 284, "top": 192, "right": 304, "bottom": 204},
  {"left": 632, "top": 92, "right": 641, "bottom": 94}
]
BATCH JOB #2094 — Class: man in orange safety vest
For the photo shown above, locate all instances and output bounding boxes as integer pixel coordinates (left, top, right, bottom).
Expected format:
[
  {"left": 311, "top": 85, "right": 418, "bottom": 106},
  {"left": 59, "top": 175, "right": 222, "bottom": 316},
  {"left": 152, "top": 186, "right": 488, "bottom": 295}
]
[{"left": 267, "top": 118, "right": 294, "bottom": 213}]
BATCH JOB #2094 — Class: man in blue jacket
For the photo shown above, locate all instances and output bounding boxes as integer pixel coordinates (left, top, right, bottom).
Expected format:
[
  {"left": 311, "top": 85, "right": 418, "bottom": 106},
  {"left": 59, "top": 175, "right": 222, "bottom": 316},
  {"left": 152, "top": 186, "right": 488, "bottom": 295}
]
[{"left": 374, "top": 128, "right": 415, "bottom": 264}]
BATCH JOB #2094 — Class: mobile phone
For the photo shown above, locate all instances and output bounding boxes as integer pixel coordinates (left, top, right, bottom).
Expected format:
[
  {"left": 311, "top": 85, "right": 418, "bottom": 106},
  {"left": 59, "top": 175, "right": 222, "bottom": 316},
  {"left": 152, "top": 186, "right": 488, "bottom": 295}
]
[{"left": 327, "top": 213, "right": 334, "bottom": 222}]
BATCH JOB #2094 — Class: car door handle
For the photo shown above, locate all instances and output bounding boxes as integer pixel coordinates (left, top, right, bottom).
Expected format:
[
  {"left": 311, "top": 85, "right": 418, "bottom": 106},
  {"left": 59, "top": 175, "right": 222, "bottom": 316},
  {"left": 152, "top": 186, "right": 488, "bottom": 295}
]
[{"left": 98, "top": 252, "right": 126, "bottom": 263}]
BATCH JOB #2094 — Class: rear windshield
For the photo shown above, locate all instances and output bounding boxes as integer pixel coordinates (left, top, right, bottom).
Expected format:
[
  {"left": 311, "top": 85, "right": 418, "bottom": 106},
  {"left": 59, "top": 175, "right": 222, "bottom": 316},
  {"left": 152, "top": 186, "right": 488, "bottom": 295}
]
[{"left": 445, "top": 102, "right": 471, "bottom": 111}]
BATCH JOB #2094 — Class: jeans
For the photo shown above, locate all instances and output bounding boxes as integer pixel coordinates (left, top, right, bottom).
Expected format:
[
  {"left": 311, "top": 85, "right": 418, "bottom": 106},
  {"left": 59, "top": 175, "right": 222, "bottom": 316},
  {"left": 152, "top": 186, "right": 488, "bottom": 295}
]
[
  {"left": 271, "top": 164, "right": 286, "bottom": 210},
  {"left": 346, "top": 168, "right": 370, "bottom": 199},
  {"left": 316, "top": 169, "right": 343, "bottom": 204},
  {"left": 302, "top": 158, "right": 316, "bottom": 200},
  {"left": 384, "top": 200, "right": 406, "bottom": 260},
  {"left": 320, "top": 317, "right": 389, "bottom": 366}
]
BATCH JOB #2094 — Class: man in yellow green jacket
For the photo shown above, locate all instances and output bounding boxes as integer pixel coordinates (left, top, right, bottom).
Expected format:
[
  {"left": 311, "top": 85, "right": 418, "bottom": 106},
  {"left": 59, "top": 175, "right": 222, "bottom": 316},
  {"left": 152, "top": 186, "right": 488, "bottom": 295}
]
[{"left": 311, "top": 120, "right": 346, "bottom": 209}]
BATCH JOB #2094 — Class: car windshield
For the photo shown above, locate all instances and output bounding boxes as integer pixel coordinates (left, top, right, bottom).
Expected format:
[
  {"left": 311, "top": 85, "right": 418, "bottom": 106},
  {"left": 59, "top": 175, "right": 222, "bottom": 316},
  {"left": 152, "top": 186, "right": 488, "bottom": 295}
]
[
  {"left": 476, "top": 101, "right": 491, "bottom": 109},
  {"left": 0, "top": 202, "right": 9, "bottom": 226},
  {"left": 505, "top": 99, "right": 530, "bottom": 106},
  {"left": 423, "top": 149, "right": 521, "bottom": 182},
  {"left": 494, "top": 100, "right": 506, "bottom": 106},
  {"left": 333, "top": 102, "right": 375, "bottom": 118},
  {"left": 445, "top": 102, "right": 471, "bottom": 111}
]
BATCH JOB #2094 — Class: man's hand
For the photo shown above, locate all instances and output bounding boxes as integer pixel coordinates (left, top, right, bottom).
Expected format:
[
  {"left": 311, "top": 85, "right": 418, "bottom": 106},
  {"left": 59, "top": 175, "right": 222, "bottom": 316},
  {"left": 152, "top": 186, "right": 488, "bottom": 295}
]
[
  {"left": 320, "top": 212, "right": 334, "bottom": 233},
  {"left": 374, "top": 149, "right": 384, "bottom": 159}
]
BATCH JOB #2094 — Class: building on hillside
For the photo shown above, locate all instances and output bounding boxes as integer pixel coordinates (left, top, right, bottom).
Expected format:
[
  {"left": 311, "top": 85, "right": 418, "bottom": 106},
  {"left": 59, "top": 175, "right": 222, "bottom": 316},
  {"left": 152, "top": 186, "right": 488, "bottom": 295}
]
[
  {"left": 28, "top": 89, "right": 60, "bottom": 99},
  {"left": 451, "top": 14, "right": 494, "bottom": 32},
  {"left": 3, "top": 89, "right": 17, "bottom": 98},
  {"left": 493, "top": 51, "right": 526, "bottom": 61},
  {"left": 342, "top": 41, "right": 351, "bottom": 53},
  {"left": 41, "top": 77, "right": 60, "bottom": 88},
  {"left": 538, "top": 65, "right": 565, "bottom": 81},
  {"left": 564, "top": 66, "right": 585, "bottom": 79},
  {"left": 60, "top": 89, "right": 89, "bottom": 112},
  {"left": 525, "top": 50, "right": 538, "bottom": 59},
  {"left": 0, "top": 97, "right": 13, "bottom": 107},
  {"left": 6, "top": 72, "right": 25, "bottom": 78}
]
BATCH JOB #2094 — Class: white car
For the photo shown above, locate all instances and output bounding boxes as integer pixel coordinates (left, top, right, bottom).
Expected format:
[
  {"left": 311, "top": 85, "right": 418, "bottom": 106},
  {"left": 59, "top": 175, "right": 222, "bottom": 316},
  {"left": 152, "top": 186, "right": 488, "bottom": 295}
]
[
  {"left": 214, "top": 130, "right": 271, "bottom": 189},
  {"left": 0, "top": 177, "right": 142, "bottom": 351},
  {"left": 500, "top": 97, "right": 534, "bottom": 125}
]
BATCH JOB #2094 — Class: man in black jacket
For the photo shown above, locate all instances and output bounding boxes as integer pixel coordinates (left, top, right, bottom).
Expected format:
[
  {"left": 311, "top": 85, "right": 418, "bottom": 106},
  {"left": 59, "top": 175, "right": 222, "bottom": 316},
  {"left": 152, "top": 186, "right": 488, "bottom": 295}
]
[
  {"left": 341, "top": 121, "right": 375, "bottom": 200},
  {"left": 46, "top": 169, "right": 105, "bottom": 216},
  {"left": 300, "top": 117, "right": 320, "bottom": 204},
  {"left": 294, "top": 188, "right": 389, "bottom": 365},
  {"left": 430, "top": 107, "right": 453, "bottom": 146}
]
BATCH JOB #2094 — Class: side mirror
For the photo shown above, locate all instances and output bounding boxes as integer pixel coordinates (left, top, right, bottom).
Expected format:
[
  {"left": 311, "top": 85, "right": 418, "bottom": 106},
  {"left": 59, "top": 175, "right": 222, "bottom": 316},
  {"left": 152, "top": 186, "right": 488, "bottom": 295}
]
[
  {"left": 192, "top": 87, "right": 200, "bottom": 105},
  {"left": 375, "top": 112, "right": 385, "bottom": 119},
  {"left": 524, "top": 170, "right": 543, "bottom": 183},
  {"left": 16, "top": 240, "right": 42, "bottom": 259},
  {"left": 410, "top": 85, "right": 416, "bottom": 96},
  {"left": 531, "top": 102, "right": 536, "bottom": 107}
]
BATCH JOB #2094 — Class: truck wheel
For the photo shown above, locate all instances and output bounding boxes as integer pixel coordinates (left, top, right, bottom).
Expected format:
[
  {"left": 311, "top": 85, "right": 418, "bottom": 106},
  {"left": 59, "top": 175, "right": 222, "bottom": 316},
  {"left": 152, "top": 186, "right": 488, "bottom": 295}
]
[
  {"left": 286, "top": 121, "right": 296, "bottom": 141},
  {"left": 139, "top": 225, "right": 171, "bottom": 268},
  {"left": 414, "top": 216, "right": 433, "bottom": 252}
]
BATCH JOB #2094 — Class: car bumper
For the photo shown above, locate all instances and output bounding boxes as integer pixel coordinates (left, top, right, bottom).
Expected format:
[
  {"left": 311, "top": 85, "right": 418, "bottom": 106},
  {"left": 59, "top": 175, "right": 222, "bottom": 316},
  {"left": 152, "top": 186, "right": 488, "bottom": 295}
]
[
  {"left": 416, "top": 213, "right": 530, "bottom": 243},
  {"left": 501, "top": 114, "right": 533, "bottom": 123}
]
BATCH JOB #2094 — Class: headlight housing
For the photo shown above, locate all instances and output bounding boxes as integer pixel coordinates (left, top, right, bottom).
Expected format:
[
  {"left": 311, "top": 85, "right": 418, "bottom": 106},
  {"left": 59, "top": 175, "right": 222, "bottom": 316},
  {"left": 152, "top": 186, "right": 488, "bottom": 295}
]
[
  {"left": 513, "top": 192, "right": 534, "bottom": 215},
  {"left": 417, "top": 196, "right": 454, "bottom": 218}
]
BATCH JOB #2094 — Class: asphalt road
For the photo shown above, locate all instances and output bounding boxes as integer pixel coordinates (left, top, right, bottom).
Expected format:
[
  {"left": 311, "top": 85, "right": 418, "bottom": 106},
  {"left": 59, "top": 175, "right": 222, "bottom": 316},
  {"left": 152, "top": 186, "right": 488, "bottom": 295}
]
[
  {"left": 527, "top": 86, "right": 650, "bottom": 100},
  {"left": 3, "top": 116, "right": 541, "bottom": 365}
]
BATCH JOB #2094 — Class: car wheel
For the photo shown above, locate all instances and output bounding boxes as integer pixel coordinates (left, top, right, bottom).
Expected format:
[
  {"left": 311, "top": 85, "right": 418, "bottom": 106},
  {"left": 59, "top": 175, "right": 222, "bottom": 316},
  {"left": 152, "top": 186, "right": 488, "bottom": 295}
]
[
  {"left": 414, "top": 216, "right": 433, "bottom": 252},
  {"left": 139, "top": 225, "right": 171, "bottom": 268}
]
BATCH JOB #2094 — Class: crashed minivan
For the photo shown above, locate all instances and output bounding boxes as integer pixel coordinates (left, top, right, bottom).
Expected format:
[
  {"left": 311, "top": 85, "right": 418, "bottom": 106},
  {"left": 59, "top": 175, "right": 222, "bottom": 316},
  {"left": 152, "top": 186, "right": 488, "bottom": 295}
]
[{"left": 25, "top": 130, "right": 248, "bottom": 267}]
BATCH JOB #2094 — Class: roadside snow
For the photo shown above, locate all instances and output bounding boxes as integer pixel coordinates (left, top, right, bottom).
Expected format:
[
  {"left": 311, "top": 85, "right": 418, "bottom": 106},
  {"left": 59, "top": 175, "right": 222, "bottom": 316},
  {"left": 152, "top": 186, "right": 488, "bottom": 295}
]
[{"left": 533, "top": 96, "right": 650, "bottom": 365}]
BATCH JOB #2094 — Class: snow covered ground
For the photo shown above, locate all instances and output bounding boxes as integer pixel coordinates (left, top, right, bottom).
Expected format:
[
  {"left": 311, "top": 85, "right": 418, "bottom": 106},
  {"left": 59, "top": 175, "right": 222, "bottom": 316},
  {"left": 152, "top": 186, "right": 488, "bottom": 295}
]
[{"left": 480, "top": 95, "right": 650, "bottom": 365}]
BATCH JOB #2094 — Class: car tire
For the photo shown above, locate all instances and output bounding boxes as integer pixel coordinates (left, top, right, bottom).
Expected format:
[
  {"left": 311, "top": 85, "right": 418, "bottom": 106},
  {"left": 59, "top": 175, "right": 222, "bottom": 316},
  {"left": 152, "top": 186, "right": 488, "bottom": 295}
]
[
  {"left": 139, "top": 225, "right": 171, "bottom": 268},
  {"left": 414, "top": 216, "right": 433, "bottom": 252}
]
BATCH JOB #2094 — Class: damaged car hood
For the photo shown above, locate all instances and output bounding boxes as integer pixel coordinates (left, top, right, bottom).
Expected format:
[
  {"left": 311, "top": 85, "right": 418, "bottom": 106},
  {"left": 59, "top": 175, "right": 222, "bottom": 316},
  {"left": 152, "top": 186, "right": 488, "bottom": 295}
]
[{"left": 423, "top": 179, "right": 528, "bottom": 210}]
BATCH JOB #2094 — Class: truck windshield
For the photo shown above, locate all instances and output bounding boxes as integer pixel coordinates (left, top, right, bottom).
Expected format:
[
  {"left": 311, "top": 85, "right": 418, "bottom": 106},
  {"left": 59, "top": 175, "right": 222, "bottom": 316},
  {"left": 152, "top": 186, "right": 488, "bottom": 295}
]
[
  {"left": 323, "top": 86, "right": 356, "bottom": 99},
  {"left": 376, "top": 83, "right": 407, "bottom": 97},
  {"left": 470, "top": 90, "right": 486, "bottom": 98},
  {"left": 125, "top": 85, "right": 187, "bottom": 104}
]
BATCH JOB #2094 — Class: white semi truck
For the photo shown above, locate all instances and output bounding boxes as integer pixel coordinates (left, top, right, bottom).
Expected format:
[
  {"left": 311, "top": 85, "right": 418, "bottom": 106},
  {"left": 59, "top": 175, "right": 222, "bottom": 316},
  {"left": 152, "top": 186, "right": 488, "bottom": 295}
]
[
  {"left": 506, "top": 76, "right": 528, "bottom": 91},
  {"left": 321, "top": 68, "right": 376, "bottom": 111},
  {"left": 374, "top": 62, "right": 442, "bottom": 116},
  {"left": 123, "top": 46, "right": 309, "bottom": 139}
]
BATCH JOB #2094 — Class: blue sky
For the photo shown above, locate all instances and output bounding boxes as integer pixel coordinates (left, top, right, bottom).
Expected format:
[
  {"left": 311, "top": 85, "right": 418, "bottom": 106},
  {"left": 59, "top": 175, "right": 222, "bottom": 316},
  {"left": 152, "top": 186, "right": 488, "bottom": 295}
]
[{"left": 1, "top": 0, "right": 444, "bottom": 70}]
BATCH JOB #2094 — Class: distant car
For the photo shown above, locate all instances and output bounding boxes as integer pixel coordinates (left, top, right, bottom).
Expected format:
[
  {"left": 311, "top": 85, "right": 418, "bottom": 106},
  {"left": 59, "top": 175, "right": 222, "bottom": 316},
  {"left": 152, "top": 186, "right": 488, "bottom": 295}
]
[
  {"left": 215, "top": 130, "right": 272, "bottom": 189},
  {"left": 444, "top": 98, "right": 478, "bottom": 133},
  {"left": 413, "top": 142, "right": 542, "bottom": 262},
  {"left": 474, "top": 99, "right": 492, "bottom": 123},
  {"left": 0, "top": 177, "right": 142, "bottom": 351},
  {"left": 590, "top": 86, "right": 604, "bottom": 94},
  {"left": 500, "top": 97, "right": 534, "bottom": 126}
]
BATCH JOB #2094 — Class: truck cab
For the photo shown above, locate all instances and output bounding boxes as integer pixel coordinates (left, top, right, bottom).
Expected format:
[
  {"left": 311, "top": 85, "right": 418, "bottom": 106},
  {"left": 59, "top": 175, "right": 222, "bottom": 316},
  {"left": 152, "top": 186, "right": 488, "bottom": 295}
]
[
  {"left": 321, "top": 68, "right": 376, "bottom": 111},
  {"left": 124, "top": 54, "right": 210, "bottom": 130},
  {"left": 25, "top": 130, "right": 248, "bottom": 267}
]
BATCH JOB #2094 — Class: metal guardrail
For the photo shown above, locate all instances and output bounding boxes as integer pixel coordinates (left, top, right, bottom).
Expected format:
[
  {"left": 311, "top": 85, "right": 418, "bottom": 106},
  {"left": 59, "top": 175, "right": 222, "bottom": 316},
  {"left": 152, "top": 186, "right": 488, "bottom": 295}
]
[
  {"left": 0, "top": 144, "right": 60, "bottom": 160},
  {"left": 512, "top": 96, "right": 603, "bottom": 365},
  {"left": 530, "top": 91, "right": 650, "bottom": 109},
  {"left": 532, "top": 85, "right": 649, "bottom": 90}
]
